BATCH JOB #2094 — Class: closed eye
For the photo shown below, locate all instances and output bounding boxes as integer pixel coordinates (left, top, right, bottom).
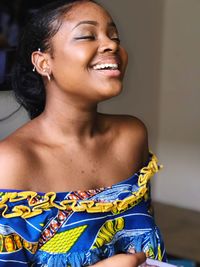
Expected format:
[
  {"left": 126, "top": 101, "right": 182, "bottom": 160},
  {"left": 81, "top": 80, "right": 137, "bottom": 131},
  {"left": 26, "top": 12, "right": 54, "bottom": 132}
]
[
  {"left": 75, "top": 36, "right": 96, "bottom": 40},
  {"left": 74, "top": 35, "right": 120, "bottom": 43},
  {"left": 111, "top": 37, "right": 121, "bottom": 43}
]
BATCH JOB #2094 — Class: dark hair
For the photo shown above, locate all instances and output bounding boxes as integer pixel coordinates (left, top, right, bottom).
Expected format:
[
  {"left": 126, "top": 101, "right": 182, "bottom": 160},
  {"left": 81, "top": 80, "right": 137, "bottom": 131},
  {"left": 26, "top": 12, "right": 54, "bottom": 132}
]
[{"left": 12, "top": 0, "right": 95, "bottom": 119}]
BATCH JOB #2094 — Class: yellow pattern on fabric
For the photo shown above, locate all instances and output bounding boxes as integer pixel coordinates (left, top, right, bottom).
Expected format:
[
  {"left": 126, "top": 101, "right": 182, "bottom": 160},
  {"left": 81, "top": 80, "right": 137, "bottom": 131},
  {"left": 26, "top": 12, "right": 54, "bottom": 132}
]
[
  {"left": 0, "top": 154, "right": 161, "bottom": 219},
  {"left": 0, "top": 233, "right": 38, "bottom": 254},
  {"left": 157, "top": 244, "right": 162, "bottom": 261},
  {"left": 92, "top": 217, "right": 124, "bottom": 249},
  {"left": 40, "top": 225, "right": 87, "bottom": 253},
  {"left": 146, "top": 246, "right": 155, "bottom": 258}
]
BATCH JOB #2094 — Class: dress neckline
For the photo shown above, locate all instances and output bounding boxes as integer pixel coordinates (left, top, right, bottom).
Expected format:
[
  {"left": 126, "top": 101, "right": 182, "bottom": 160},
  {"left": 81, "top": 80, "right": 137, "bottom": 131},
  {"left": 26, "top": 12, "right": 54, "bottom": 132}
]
[{"left": 0, "top": 152, "right": 157, "bottom": 195}]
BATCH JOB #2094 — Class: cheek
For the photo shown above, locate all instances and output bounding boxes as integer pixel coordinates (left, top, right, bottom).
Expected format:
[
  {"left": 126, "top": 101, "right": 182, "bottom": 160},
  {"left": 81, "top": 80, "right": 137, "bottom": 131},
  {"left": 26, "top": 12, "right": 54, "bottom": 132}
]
[
  {"left": 51, "top": 51, "right": 90, "bottom": 90},
  {"left": 65, "top": 45, "right": 95, "bottom": 70},
  {"left": 120, "top": 47, "right": 128, "bottom": 71},
  {"left": 73, "top": 48, "right": 91, "bottom": 65},
  {"left": 51, "top": 52, "right": 83, "bottom": 82}
]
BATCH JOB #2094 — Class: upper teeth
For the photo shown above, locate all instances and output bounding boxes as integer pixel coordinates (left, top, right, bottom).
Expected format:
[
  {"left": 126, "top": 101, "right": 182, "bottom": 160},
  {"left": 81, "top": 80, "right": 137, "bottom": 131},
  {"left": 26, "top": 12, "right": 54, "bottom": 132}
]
[{"left": 93, "top": 63, "right": 118, "bottom": 70}]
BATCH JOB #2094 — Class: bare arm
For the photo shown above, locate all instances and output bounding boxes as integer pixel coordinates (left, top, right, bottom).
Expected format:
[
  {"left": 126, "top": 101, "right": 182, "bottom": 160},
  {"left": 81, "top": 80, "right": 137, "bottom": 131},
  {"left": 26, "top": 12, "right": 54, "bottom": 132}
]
[
  {"left": 0, "top": 141, "right": 29, "bottom": 190},
  {"left": 91, "top": 252, "right": 146, "bottom": 267}
]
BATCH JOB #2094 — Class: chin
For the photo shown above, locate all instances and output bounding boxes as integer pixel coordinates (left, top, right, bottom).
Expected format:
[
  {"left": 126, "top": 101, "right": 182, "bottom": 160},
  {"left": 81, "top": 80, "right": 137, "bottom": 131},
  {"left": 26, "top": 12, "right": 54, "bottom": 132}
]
[{"left": 99, "top": 84, "right": 123, "bottom": 100}]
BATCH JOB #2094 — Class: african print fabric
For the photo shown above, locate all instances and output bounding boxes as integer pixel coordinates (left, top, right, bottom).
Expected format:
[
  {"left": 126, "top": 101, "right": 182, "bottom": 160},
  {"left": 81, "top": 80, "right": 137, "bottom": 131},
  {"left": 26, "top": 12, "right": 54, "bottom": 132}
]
[{"left": 0, "top": 153, "right": 166, "bottom": 266}]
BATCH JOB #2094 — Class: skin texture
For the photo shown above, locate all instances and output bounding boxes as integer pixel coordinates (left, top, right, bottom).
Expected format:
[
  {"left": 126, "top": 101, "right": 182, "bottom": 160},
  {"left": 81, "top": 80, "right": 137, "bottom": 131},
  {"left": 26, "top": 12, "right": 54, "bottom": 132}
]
[
  {"left": 93, "top": 252, "right": 147, "bottom": 267},
  {"left": 0, "top": 1, "right": 149, "bottom": 266}
]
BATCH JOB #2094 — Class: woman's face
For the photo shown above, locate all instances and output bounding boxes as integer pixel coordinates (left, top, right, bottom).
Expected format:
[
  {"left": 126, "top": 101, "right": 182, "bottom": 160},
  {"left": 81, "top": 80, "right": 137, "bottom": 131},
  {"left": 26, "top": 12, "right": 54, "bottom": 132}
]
[{"left": 48, "top": 1, "right": 128, "bottom": 102}]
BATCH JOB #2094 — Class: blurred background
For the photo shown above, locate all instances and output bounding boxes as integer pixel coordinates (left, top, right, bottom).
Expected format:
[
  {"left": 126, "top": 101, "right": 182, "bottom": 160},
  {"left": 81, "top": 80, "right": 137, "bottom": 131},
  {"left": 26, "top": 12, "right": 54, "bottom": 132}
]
[{"left": 0, "top": 0, "right": 200, "bottom": 265}]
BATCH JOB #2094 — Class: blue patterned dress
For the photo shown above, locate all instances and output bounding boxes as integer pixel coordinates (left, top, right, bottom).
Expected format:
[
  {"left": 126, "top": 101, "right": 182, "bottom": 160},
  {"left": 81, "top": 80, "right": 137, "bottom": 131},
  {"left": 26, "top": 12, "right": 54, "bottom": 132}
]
[{"left": 0, "top": 153, "right": 166, "bottom": 266}]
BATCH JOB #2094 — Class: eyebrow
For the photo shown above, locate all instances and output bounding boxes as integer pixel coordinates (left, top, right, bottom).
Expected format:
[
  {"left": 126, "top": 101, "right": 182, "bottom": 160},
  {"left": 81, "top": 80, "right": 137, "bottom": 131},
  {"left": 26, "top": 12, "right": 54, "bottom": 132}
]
[{"left": 72, "top": 20, "right": 117, "bottom": 30}]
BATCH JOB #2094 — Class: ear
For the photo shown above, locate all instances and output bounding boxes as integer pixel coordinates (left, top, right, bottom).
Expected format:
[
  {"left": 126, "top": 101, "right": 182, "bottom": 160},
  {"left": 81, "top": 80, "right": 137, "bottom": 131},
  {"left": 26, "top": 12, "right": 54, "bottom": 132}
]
[{"left": 31, "top": 50, "right": 51, "bottom": 78}]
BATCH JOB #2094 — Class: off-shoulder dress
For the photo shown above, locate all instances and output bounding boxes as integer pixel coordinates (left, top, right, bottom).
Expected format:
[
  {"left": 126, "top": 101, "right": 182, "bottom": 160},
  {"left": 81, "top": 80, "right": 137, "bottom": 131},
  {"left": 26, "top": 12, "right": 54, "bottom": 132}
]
[{"left": 0, "top": 153, "right": 166, "bottom": 266}]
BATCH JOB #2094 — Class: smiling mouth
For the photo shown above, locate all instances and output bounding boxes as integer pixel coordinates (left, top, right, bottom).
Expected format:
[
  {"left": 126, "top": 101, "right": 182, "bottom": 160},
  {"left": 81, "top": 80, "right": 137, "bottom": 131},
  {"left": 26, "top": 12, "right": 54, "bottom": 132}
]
[
  {"left": 92, "top": 63, "right": 119, "bottom": 70},
  {"left": 91, "top": 63, "right": 121, "bottom": 78}
]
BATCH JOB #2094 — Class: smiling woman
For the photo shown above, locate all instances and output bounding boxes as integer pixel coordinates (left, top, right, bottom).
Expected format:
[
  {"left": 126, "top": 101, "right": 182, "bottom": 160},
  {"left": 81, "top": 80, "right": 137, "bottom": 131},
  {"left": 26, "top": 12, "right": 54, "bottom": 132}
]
[{"left": 0, "top": 0, "right": 166, "bottom": 266}]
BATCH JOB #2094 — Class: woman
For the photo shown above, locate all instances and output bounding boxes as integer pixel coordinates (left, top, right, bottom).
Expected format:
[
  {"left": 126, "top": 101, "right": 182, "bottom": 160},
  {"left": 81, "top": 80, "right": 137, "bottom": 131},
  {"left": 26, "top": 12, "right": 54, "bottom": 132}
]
[{"left": 0, "top": 0, "right": 166, "bottom": 266}]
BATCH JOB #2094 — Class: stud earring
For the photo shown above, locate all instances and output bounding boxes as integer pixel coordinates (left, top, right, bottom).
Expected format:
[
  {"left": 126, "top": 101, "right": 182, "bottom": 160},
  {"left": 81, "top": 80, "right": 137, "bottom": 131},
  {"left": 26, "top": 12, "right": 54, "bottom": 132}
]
[{"left": 32, "top": 48, "right": 41, "bottom": 72}]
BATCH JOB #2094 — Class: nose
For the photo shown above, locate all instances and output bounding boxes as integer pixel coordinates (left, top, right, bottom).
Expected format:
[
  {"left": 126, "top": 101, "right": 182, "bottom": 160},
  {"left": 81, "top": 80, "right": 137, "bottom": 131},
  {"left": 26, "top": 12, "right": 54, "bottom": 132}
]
[{"left": 98, "top": 36, "right": 119, "bottom": 54}]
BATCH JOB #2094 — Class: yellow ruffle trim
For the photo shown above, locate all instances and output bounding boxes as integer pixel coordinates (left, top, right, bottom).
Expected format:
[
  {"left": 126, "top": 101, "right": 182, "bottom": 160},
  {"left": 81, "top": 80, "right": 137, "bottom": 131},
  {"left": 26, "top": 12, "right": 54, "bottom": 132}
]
[{"left": 0, "top": 154, "right": 162, "bottom": 219}]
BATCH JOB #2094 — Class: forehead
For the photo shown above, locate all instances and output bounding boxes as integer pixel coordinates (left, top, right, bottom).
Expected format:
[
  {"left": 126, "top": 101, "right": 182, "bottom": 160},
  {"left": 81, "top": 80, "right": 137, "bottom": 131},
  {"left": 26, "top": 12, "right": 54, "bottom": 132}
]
[
  {"left": 50, "top": 2, "right": 115, "bottom": 49},
  {"left": 66, "top": 1, "right": 113, "bottom": 25}
]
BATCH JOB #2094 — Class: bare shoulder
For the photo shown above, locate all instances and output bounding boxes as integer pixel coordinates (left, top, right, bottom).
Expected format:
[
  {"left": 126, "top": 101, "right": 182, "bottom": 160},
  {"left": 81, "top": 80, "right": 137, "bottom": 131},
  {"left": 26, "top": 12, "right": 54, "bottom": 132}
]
[
  {"left": 0, "top": 134, "right": 32, "bottom": 190},
  {"left": 102, "top": 113, "right": 148, "bottom": 142},
  {"left": 100, "top": 113, "right": 149, "bottom": 164},
  {"left": 112, "top": 114, "right": 147, "bottom": 138},
  {"left": 121, "top": 115, "right": 148, "bottom": 147}
]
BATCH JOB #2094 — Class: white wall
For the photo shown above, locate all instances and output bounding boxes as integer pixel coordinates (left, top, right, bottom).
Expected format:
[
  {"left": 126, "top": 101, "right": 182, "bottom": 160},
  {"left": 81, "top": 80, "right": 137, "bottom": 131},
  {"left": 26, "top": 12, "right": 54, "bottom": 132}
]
[
  {"left": 0, "top": 0, "right": 199, "bottom": 211},
  {"left": 154, "top": 0, "right": 200, "bottom": 211}
]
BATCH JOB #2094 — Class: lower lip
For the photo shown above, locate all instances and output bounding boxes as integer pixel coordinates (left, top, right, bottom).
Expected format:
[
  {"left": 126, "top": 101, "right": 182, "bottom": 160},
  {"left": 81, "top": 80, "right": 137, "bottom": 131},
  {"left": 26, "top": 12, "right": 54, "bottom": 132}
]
[{"left": 93, "top": 69, "right": 121, "bottom": 78}]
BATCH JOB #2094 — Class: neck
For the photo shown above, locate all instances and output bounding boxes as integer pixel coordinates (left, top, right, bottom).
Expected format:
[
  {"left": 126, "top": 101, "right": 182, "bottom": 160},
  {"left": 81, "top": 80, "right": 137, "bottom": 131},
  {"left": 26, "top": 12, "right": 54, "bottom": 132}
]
[{"left": 37, "top": 93, "right": 100, "bottom": 142}]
